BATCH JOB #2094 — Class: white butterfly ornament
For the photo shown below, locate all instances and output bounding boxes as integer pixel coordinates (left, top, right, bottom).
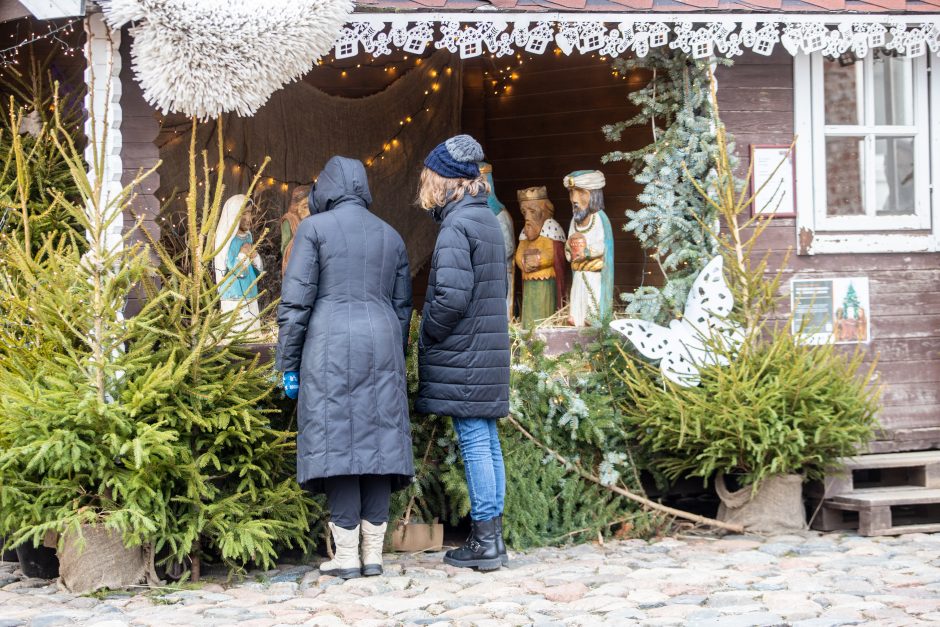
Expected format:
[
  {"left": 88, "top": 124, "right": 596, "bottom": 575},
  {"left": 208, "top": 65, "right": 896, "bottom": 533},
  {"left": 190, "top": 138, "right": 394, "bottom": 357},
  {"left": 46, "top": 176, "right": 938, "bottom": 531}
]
[{"left": 610, "top": 256, "right": 744, "bottom": 387}]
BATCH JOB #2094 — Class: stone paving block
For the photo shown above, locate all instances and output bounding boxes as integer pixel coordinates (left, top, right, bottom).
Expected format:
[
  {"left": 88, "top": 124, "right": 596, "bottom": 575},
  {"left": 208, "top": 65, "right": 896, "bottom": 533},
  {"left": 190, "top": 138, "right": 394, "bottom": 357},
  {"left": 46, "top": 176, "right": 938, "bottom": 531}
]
[
  {"left": 791, "top": 619, "right": 862, "bottom": 627},
  {"left": 643, "top": 603, "right": 703, "bottom": 619},
  {"left": 565, "top": 595, "right": 634, "bottom": 613},
  {"left": 696, "top": 611, "right": 787, "bottom": 626},
  {"left": 357, "top": 592, "right": 449, "bottom": 614},
  {"left": 705, "top": 591, "right": 762, "bottom": 607},
  {"left": 27, "top": 615, "right": 77, "bottom": 627},
  {"left": 3, "top": 579, "right": 48, "bottom": 591},
  {"left": 300, "top": 616, "right": 346, "bottom": 627},
  {"left": 542, "top": 582, "right": 589, "bottom": 603},
  {"left": 266, "top": 581, "right": 299, "bottom": 596},
  {"left": 269, "top": 566, "right": 314, "bottom": 583}
]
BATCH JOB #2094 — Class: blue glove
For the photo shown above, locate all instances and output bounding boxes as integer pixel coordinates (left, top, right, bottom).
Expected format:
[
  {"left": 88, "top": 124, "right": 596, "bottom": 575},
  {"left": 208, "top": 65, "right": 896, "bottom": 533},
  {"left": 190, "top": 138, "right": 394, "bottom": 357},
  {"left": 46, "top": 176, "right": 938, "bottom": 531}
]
[{"left": 283, "top": 371, "right": 299, "bottom": 400}]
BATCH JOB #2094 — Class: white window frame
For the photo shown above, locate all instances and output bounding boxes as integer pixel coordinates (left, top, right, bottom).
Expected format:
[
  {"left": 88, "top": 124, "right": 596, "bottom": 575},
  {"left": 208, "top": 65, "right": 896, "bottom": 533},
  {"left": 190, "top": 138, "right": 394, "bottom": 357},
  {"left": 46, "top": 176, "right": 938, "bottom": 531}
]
[{"left": 794, "top": 52, "right": 940, "bottom": 254}]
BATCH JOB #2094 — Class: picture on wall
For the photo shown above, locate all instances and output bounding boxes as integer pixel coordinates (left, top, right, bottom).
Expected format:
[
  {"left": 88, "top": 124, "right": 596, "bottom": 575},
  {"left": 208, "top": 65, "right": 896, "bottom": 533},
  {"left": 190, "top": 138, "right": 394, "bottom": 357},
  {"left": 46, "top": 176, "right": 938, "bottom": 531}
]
[{"left": 791, "top": 277, "right": 871, "bottom": 344}]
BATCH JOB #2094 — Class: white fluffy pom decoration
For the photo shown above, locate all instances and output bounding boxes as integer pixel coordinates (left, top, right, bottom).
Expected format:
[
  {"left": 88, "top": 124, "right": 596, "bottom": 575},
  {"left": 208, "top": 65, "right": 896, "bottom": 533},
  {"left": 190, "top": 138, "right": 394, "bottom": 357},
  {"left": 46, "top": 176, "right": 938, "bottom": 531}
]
[{"left": 100, "top": 0, "right": 353, "bottom": 118}]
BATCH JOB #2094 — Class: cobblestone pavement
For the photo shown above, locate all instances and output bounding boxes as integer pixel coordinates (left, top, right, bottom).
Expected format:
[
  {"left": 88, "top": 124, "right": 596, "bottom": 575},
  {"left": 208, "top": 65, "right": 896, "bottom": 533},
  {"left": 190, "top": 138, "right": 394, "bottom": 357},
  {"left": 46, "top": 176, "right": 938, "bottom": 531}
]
[{"left": 2, "top": 531, "right": 940, "bottom": 626}]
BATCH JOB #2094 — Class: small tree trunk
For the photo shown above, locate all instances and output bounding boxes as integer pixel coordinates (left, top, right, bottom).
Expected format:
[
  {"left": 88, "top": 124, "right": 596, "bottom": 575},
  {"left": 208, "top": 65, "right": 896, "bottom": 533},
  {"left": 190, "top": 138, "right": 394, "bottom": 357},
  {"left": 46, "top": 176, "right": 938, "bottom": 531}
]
[{"left": 190, "top": 541, "right": 201, "bottom": 582}]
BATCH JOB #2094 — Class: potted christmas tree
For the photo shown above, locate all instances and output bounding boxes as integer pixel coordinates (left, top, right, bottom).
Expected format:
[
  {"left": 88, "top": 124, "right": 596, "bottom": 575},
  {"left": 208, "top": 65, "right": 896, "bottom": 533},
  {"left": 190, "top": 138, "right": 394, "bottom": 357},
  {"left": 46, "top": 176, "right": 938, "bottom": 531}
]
[
  {"left": 0, "top": 106, "right": 316, "bottom": 590},
  {"left": 613, "top": 96, "right": 880, "bottom": 533}
]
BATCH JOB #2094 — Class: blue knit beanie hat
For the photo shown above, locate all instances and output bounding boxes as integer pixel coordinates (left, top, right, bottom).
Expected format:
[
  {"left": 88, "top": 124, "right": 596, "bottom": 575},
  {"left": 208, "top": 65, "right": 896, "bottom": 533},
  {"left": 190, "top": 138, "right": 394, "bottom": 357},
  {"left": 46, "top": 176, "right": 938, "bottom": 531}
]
[{"left": 424, "top": 135, "right": 485, "bottom": 180}]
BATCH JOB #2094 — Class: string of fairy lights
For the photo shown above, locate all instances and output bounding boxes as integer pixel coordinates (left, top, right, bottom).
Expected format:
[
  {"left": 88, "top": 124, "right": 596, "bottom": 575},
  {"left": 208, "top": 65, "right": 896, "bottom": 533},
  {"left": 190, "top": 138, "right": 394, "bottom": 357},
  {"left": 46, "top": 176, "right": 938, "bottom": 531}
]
[
  {"left": 156, "top": 59, "right": 456, "bottom": 228},
  {"left": 0, "top": 19, "right": 82, "bottom": 67},
  {"left": 58, "top": 29, "right": 643, "bottom": 279}
]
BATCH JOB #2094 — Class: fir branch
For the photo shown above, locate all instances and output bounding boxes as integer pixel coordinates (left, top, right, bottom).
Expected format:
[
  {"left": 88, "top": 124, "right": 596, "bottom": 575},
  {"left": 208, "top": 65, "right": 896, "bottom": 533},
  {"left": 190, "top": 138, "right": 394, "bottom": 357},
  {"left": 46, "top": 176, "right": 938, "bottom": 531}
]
[{"left": 505, "top": 415, "right": 743, "bottom": 534}]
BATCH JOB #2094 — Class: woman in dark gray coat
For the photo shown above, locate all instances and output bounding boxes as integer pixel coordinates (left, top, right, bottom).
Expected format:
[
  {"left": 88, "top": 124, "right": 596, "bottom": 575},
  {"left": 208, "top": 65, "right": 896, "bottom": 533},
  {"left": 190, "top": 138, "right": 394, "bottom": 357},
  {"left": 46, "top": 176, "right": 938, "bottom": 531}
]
[
  {"left": 276, "top": 156, "right": 413, "bottom": 580},
  {"left": 415, "top": 135, "right": 511, "bottom": 572}
]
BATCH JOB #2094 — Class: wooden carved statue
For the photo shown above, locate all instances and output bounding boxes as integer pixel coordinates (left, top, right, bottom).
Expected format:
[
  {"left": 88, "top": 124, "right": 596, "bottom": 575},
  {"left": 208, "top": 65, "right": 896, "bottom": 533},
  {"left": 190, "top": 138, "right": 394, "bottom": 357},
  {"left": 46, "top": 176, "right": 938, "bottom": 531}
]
[
  {"left": 564, "top": 170, "right": 614, "bottom": 327},
  {"left": 514, "top": 186, "right": 567, "bottom": 328},
  {"left": 281, "top": 183, "right": 313, "bottom": 274},
  {"left": 215, "top": 194, "right": 263, "bottom": 332},
  {"left": 479, "top": 162, "right": 515, "bottom": 315}
]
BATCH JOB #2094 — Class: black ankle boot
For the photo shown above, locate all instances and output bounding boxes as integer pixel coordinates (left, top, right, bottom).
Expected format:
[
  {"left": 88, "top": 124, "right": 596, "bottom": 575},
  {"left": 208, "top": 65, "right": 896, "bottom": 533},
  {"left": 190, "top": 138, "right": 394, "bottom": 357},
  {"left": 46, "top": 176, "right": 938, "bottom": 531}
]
[
  {"left": 495, "top": 515, "right": 508, "bottom": 566},
  {"left": 443, "top": 518, "right": 501, "bottom": 571}
]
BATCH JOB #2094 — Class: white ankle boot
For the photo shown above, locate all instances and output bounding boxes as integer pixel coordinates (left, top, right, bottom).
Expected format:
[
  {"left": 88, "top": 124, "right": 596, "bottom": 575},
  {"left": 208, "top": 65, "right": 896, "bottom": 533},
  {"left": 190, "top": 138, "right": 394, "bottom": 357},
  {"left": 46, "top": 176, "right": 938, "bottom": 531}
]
[
  {"left": 320, "top": 522, "right": 361, "bottom": 579},
  {"left": 360, "top": 520, "right": 387, "bottom": 577}
]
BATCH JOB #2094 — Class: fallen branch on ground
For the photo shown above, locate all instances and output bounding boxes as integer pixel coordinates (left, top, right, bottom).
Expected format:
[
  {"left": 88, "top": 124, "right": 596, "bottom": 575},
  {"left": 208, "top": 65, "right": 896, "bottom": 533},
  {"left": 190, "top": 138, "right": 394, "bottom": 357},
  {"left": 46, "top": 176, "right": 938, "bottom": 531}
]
[{"left": 505, "top": 415, "right": 745, "bottom": 535}]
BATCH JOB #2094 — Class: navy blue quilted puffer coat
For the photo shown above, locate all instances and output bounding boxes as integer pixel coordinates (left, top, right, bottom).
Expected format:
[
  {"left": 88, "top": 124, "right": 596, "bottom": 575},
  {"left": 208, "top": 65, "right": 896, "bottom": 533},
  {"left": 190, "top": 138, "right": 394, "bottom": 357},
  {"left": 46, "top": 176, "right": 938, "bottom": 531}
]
[
  {"left": 415, "top": 192, "right": 511, "bottom": 419},
  {"left": 276, "top": 156, "right": 414, "bottom": 492}
]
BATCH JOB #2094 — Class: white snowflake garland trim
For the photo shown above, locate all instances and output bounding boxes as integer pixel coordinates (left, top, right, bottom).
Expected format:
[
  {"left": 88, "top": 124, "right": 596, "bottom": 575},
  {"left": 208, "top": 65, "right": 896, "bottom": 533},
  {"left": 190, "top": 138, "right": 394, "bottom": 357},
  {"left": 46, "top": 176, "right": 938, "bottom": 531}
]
[
  {"left": 333, "top": 16, "right": 940, "bottom": 61},
  {"left": 101, "top": 0, "right": 353, "bottom": 118}
]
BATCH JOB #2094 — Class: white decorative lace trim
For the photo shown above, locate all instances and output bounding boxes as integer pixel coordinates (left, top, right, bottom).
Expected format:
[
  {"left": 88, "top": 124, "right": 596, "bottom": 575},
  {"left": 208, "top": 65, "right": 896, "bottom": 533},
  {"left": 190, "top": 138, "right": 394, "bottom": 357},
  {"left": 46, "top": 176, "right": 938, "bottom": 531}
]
[{"left": 333, "top": 14, "right": 940, "bottom": 60}]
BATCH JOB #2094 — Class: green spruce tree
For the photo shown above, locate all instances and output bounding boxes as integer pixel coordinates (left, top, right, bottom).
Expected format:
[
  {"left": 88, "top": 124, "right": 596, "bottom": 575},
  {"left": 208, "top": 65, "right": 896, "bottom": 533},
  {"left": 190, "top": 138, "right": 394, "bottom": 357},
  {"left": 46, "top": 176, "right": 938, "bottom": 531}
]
[
  {"left": 0, "top": 104, "right": 181, "bottom": 553},
  {"left": 603, "top": 51, "right": 728, "bottom": 324},
  {"left": 1, "top": 56, "right": 84, "bottom": 246},
  {"left": 0, "top": 105, "right": 316, "bottom": 577},
  {"left": 138, "top": 119, "right": 317, "bottom": 576}
]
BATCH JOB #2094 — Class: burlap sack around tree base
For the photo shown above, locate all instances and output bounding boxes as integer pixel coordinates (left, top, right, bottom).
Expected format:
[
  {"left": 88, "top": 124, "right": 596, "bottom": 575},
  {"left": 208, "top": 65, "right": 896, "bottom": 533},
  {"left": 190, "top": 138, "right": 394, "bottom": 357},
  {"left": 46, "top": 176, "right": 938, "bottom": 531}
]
[
  {"left": 58, "top": 525, "right": 162, "bottom": 594},
  {"left": 716, "top": 473, "right": 808, "bottom": 534}
]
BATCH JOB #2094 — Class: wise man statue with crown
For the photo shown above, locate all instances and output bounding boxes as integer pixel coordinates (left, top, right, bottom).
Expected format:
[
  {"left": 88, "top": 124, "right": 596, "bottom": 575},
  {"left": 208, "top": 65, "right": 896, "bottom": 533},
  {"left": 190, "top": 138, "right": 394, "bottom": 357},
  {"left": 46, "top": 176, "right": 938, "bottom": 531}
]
[
  {"left": 514, "top": 186, "right": 567, "bottom": 328},
  {"left": 564, "top": 170, "right": 614, "bottom": 327}
]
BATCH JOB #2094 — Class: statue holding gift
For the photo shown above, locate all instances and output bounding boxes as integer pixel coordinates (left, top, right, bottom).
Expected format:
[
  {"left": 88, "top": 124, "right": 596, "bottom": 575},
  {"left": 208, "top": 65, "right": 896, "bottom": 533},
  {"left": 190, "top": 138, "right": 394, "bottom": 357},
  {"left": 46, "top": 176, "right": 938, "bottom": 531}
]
[
  {"left": 514, "top": 186, "right": 567, "bottom": 328},
  {"left": 479, "top": 163, "right": 515, "bottom": 315},
  {"left": 564, "top": 170, "right": 614, "bottom": 327}
]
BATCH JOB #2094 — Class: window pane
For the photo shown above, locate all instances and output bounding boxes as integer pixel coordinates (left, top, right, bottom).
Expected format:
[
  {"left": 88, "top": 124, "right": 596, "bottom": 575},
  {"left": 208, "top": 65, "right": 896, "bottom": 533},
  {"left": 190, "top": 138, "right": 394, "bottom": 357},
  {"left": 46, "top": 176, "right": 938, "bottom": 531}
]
[
  {"left": 824, "top": 60, "right": 863, "bottom": 125},
  {"left": 873, "top": 54, "right": 914, "bottom": 126},
  {"left": 826, "top": 137, "right": 865, "bottom": 216},
  {"left": 874, "top": 137, "right": 915, "bottom": 216}
]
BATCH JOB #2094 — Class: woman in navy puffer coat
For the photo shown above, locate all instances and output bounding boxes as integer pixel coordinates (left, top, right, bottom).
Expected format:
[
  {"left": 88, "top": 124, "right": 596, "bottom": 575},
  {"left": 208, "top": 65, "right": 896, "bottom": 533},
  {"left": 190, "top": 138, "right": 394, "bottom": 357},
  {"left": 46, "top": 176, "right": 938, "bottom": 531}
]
[{"left": 415, "top": 135, "right": 510, "bottom": 572}]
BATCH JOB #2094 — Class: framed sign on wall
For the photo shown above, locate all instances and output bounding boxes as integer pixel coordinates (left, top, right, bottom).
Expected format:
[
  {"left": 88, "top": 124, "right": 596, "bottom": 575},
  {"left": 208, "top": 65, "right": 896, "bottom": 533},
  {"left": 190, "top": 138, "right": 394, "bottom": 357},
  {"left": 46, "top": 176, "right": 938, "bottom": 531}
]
[
  {"left": 750, "top": 144, "right": 796, "bottom": 218},
  {"left": 791, "top": 276, "right": 871, "bottom": 345}
]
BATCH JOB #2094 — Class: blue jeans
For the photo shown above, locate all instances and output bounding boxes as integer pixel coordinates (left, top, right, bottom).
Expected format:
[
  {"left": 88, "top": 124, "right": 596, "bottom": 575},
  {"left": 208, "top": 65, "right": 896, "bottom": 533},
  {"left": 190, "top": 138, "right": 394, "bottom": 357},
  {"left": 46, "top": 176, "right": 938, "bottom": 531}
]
[{"left": 452, "top": 417, "right": 505, "bottom": 522}]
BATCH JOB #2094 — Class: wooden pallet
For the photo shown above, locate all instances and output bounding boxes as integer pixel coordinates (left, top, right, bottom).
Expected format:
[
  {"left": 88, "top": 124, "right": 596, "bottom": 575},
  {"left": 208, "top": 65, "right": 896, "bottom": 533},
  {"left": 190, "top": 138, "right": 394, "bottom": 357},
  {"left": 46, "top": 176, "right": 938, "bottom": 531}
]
[
  {"left": 816, "top": 487, "right": 940, "bottom": 536},
  {"left": 810, "top": 450, "right": 940, "bottom": 498},
  {"left": 809, "top": 451, "right": 940, "bottom": 535}
]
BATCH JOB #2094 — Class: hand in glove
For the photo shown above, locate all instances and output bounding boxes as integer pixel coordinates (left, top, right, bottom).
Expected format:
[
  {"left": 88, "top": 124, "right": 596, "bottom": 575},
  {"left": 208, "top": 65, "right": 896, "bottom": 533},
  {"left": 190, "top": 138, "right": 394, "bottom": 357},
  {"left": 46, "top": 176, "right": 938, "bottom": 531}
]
[{"left": 283, "top": 371, "right": 299, "bottom": 400}]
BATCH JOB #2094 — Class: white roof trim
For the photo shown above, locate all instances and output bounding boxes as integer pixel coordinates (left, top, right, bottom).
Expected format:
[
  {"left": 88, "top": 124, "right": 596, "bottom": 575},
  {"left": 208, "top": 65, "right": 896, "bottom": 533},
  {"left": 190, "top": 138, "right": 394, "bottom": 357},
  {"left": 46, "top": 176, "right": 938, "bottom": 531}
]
[
  {"left": 18, "top": 0, "right": 85, "bottom": 19},
  {"left": 334, "top": 13, "right": 940, "bottom": 60}
]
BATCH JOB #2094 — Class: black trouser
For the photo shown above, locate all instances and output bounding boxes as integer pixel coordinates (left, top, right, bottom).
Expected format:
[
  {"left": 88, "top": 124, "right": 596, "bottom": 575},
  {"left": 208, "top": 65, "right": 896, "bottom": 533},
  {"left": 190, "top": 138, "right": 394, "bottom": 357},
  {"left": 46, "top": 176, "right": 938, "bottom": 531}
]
[{"left": 324, "top": 474, "right": 392, "bottom": 530}]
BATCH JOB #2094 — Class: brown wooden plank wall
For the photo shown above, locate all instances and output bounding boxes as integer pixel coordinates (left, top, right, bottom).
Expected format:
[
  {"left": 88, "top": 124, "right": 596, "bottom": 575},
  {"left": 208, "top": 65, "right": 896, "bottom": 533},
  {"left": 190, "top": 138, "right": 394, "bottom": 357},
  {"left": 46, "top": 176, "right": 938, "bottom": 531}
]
[
  {"left": 471, "top": 52, "right": 658, "bottom": 299},
  {"left": 717, "top": 50, "right": 940, "bottom": 451},
  {"left": 120, "top": 30, "right": 161, "bottom": 315}
]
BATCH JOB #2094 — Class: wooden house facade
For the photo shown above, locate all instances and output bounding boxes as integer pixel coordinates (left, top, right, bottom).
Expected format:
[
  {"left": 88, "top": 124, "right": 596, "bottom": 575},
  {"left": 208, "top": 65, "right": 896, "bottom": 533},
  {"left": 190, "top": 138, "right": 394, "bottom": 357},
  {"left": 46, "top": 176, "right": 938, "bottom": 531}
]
[{"left": 3, "top": 1, "right": 939, "bottom": 454}]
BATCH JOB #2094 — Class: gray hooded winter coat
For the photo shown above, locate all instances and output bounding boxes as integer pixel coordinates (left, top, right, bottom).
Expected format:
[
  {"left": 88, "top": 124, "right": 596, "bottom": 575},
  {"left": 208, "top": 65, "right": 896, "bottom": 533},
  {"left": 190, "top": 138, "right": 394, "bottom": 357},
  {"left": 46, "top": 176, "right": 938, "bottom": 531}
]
[{"left": 276, "top": 156, "right": 414, "bottom": 492}]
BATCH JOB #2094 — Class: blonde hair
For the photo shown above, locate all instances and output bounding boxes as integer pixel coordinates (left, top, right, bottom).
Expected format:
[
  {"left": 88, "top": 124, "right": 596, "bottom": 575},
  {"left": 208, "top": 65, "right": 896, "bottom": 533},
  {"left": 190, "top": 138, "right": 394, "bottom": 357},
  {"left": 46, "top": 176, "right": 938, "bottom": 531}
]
[{"left": 416, "top": 167, "right": 491, "bottom": 211}]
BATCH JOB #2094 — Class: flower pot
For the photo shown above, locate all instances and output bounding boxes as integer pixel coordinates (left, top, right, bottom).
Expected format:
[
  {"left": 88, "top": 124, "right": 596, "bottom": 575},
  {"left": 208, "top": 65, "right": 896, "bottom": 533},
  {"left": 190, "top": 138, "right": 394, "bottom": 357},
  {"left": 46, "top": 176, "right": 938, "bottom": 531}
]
[
  {"left": 1, "top": 536, "right": 18, "bottom": 562},
  {"left": 390, "top": 521, "right": 444, "bottom": 553},
  {"left": 716, "top": 472, "right": 807, "bottom": 534},
  {"left": 15, "top": 544, "right": 59, "bottom": 579},
  {"left": 58, "top": 525, "right": 160, "bottom": 594}
]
